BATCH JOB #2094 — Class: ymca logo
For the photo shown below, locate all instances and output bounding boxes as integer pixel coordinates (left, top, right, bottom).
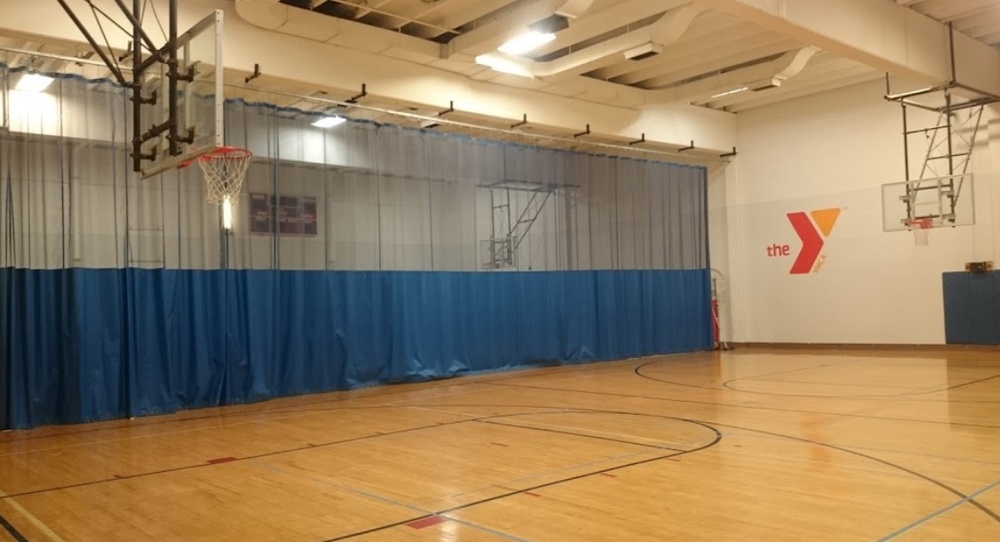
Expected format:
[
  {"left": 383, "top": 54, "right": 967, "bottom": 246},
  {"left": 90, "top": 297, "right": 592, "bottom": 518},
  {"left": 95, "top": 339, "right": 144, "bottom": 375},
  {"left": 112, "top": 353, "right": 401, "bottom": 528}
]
[{"left": 766, "top": 208, "right": 841, "bottom": 274}]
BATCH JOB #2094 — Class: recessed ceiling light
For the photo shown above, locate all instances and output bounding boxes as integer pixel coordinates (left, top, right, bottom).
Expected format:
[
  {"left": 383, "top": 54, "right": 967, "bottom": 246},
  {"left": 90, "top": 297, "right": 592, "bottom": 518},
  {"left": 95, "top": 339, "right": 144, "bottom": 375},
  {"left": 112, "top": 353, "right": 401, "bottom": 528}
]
[
  {"left": 15, "top": 73, "right": 55, "bottom": 92},
  {"left": 312, "top": 116, "right": 347, "bottom": 128},
  {"left": 498, "top": 31, "right": 556, "bottom": 55},
  {"left": 710, "top": 87, "right": 749, "bottom": 99}
]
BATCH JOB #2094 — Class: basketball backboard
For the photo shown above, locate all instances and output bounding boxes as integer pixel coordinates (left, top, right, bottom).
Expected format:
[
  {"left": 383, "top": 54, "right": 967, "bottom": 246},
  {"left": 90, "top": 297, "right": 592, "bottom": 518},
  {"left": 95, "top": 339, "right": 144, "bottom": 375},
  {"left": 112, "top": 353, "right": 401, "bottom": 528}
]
[
  {"left": 881, "top": 173, "right": 975, "bottom": 232},
  {"left": 139, "top": 10, "right": 224, "bottom": 178}
]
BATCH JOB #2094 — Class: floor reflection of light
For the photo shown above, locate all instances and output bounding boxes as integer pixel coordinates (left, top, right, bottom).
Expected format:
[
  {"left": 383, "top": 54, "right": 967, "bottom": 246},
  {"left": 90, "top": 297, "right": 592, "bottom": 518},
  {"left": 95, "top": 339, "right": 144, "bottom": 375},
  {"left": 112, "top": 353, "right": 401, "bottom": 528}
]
[{"left": 440, "top": 518, "right": 457, "bottom": 542}]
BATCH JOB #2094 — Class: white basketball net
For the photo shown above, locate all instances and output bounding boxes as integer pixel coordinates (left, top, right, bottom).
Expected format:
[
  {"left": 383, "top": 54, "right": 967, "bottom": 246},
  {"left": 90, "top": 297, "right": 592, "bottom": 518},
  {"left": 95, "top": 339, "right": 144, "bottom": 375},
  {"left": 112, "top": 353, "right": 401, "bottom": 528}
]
[
  {"left": 197, "top": 147, "right": 253, "bottom": 205},
  {"left": 908, "top": 218, "right": 932, "bottom": 246}
]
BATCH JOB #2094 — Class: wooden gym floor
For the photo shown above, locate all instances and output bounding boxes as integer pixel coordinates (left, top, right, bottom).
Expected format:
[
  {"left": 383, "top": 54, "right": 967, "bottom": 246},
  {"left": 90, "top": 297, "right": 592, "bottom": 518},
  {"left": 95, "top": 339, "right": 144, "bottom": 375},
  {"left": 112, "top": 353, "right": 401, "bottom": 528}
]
[{"left": 2, "top": 348, "right": 1000, "bottom": 541}]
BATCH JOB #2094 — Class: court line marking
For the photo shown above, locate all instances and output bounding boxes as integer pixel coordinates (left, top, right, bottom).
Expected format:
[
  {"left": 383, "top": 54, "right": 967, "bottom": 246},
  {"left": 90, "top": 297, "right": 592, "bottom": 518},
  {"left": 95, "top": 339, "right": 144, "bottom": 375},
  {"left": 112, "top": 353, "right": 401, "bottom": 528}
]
[
  {"left": 876, "top": 478, "right": 1000, "bottom": 541},
  {"left": 448, "top": 448, "right": 660, "bottom": 499},
  {"left": 477, "top": 419, "right": 687, "bottom": 451},
  {"left": 323, "top": 414, "right": 723, "bottom": 541},
  {"left": 0, "top": 417, "right": 476, "bottom": 500},
  {"left": 894, "top": 373, "right": 1000, "bottom": 397},
  {"left": 0, "top": 485, "right": 63, "bottom": 542},
  {"left": 478, "top": 380, "right": 1000, "bottom": 430},
  {"left": 635, "top": 359, "right": 1000, "bottom": 402},
  {"left": 248, "top": 460, "right": 531, "bottom": 542},
  {"left": 0, "top": 399, "right": 488, "bottom": 459},
  {"left": 0, "top": 512, "right": 27, "bottom": 542},
  {"left": 700, "top": 422, "right": 1000, "bottom": 524}
]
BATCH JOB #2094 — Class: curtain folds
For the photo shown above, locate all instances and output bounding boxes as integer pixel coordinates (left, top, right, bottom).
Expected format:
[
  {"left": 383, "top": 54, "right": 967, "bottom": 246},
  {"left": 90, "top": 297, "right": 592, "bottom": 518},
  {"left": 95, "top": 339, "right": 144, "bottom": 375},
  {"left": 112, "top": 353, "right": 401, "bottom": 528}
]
[{"left": 0, "top": 68, "right": 712, "bottom": 429}]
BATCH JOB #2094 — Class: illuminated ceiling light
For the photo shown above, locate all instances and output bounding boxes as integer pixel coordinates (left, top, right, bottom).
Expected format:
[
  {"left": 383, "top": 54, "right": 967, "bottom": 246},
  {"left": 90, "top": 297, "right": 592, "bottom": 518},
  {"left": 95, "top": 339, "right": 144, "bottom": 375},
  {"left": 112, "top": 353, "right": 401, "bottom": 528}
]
[
  {"left": 15, "top": 73, "right": 55, "bottom": 92},
  {"left": 312, "top": 116, "right": 347, "bottom": 128},
  {"left": 498, "top": 31, "right": 556, "bottom": 55},
  {"left": 710, "top": 86, "right": 749, "bottom": 99},
  {"left": 475, "top": 54, "right": 534, "bottom": 78}
]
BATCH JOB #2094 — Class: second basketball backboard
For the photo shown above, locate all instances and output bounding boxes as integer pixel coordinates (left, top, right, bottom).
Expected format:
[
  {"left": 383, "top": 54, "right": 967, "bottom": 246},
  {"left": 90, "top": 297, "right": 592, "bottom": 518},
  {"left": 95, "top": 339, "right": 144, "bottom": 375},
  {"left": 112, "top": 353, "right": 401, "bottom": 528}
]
[{"left": 881, "top": 174, "right": 975, "bottom": 232}]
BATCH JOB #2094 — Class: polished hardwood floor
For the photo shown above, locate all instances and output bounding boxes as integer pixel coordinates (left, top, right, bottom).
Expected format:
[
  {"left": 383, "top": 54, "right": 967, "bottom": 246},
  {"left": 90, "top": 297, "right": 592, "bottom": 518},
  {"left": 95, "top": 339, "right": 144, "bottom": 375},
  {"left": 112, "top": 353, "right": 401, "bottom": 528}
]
[{"left": 2, "top": 348, "right": 1000, "bottom": 541}]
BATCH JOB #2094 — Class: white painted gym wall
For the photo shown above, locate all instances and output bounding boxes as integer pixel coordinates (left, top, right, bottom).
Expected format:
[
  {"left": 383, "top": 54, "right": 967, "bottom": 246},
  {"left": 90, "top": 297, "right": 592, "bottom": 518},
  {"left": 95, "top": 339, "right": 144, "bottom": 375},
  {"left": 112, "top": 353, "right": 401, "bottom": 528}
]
[{"left": 712, "top": 79, "right": 1000, "bottom": 345}]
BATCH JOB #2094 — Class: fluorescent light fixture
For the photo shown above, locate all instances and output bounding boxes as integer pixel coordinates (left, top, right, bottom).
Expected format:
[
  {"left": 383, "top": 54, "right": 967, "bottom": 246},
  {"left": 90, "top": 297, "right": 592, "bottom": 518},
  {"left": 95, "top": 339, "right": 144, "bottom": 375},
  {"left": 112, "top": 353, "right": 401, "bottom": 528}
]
[
  {"left": 15, "top": 73, "right": 55, "bottom": 92},
  {"left": 312, "top": 116, "right": 347, "bottom": 128},
  {"left": 710, "top": 86, "right": 748, "bottom": 99},
  {"left": 498, "top": 31, "right": 556, "bottom": 55},
  {"left": 475, "top": 54, "right": 534, "bottom": 78},
  {"left": 222, "top": 197, "right": 233, "bottom": 230}
]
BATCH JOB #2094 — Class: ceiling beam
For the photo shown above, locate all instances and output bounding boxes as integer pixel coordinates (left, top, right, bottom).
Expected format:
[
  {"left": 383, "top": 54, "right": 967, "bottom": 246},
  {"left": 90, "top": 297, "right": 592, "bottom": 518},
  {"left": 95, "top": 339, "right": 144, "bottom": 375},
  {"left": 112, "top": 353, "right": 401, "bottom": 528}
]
[
  {"left": 646, "top": 46, "right": 820, "bottom": 102},
  {"left": 697, "top": 0, "right": 1000, "bottom": 95},
  {"left": 629, "top": 38, "right": 798, "bottom": 90},
  {"left": 612, "top": 31, "right": 793, "bottom": 87}
]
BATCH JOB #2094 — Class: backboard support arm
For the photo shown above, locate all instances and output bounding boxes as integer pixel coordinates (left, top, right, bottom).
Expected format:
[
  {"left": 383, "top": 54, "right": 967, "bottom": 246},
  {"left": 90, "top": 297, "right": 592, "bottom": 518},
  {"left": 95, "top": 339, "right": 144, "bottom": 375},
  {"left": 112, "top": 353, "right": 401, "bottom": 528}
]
[
  {"left": 56, "top": 0, "right": 192, "bottom": 173},
  {"left": 54, "top": 0, "right": 127, "bottom": 85}
]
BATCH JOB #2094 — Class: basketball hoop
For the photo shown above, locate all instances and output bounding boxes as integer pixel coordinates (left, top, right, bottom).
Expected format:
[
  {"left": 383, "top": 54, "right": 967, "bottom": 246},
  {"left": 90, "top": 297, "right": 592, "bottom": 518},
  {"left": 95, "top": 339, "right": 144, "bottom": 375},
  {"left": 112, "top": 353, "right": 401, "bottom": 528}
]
[
  {"left": 906, "top": 217, "right": 933, "bottom": 246},
  {"left": 186, "top": 147, "right": 253, "bottom": 205}
]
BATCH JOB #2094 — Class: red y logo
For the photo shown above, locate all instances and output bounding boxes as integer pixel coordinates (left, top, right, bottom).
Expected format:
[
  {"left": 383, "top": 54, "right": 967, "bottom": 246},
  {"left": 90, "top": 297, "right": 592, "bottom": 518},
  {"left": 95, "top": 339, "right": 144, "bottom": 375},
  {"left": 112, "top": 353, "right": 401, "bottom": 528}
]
[{"left": 786, "top": 209, "right": 841, "bottom": 275}]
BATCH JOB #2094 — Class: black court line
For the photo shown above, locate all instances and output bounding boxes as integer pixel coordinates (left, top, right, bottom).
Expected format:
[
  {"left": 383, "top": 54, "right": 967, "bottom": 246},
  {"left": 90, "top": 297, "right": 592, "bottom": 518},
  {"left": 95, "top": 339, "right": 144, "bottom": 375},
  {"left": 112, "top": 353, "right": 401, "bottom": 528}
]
[
  {"left": 0, "top": 375, "right": 484, "bottom": 443},
  {"left": 636, "top": 359, "right": 1000, "bottom": 403},
  {"left": 717, "top": 360, "right": 857, "bottom": 384},
  {"left": 727, "top": 379, "right": 920, "bottom": 392},
  {"left": 467, "top": 408, "right": 1000, "bottom": 528},
  {"left": 0, "top": 405, "right": 687, "bottom": 501},
  {"left": 0, "top": 513, "right": 27, "bottom": 542},
  {"left": 0, "top": 416, "right": 477, "bottom": 500},
  {"left": 481, "top": 380, "right": 1000, "bottom": 431},
  {"left": 322, "top": 415, "right": 722, "bottom": 541},
  {"left": 0, "top": 356, "right": 656, "bottom": 444},
  {"left": 708, "top": 421, "right": 1000, "bottom": 524},
  {"left": 320, "top": 401, "right": 1000, "bottom": 539},
  {"left": 475, "top": 419, "right": 687, "bottom": 452},
  {"left": 892, "top": 373, "right": 1000, "bottom": 397}
]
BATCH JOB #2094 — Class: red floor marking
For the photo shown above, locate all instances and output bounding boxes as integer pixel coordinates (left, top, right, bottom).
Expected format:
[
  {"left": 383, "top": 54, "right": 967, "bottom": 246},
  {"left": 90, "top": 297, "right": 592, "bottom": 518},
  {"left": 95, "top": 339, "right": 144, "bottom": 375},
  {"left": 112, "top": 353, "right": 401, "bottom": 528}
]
[
  {"left": 406, "top": 516, "right": 446, "bottom": 529},
  {"left": 206, "top": 456, "right": 238, "bottom": 464}
]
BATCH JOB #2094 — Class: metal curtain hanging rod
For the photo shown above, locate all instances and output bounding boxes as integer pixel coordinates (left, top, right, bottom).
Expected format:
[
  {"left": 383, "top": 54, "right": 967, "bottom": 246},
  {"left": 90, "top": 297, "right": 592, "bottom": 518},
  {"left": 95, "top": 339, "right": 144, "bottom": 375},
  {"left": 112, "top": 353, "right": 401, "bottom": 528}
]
[{"left": 0, "top": 46, "right": 730, "bottom": 163}]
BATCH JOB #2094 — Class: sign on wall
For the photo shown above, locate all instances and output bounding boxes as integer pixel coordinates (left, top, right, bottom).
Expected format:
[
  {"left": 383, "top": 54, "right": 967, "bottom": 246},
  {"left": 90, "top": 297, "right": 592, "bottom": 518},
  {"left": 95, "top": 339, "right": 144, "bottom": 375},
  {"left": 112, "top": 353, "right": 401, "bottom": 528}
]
[
  {"left": 249, "top": 193, "right": 318, "bottom": 236},
  {"left": 766, "top": 208, "right": 841, "bottom": 275}
]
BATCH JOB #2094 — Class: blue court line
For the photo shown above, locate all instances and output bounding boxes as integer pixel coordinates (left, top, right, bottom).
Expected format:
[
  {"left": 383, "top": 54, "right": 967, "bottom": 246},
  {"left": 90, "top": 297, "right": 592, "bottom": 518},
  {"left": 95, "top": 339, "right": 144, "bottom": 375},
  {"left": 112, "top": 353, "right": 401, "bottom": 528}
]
[{"left": 877, "top": 478, "right": 1000, "bottom": 541}]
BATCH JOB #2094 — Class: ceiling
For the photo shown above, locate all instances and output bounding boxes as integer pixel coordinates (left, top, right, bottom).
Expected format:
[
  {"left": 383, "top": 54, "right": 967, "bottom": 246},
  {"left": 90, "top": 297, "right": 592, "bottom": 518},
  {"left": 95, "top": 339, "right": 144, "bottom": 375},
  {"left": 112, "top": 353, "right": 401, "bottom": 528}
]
[
  {"left": 897, "top": 0, "right": 1000, "bottom": 48},
  {"left": 1, "top": 0, "right": 998, "bottom": 161},
  {"left": 261, "top": 0, "right": 1000, "bottom": 114},
  {"left": 5, "top": 0, "right": 997, "bottom": 115}
]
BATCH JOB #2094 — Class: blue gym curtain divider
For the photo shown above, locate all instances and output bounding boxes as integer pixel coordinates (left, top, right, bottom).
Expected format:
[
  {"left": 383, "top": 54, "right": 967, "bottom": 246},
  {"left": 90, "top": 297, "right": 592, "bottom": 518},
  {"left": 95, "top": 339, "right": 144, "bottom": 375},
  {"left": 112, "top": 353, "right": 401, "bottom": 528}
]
[
  {"left": 0, "top": 70, "right": 713, "bottom": 430},
  {"left": 2, "top": 268, "right": 711, "bottom": 429},
  {"left": 0, "top": 267, "right": 9, "bottom": 430}
]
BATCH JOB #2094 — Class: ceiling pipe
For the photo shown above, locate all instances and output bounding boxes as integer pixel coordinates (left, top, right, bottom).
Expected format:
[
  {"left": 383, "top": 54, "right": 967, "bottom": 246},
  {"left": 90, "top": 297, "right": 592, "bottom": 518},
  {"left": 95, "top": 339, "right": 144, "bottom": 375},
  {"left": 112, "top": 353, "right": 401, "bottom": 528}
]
[
  {"left": 647, "top": 46, "right": 821, "bottom": 103},
  {"left": 477, "top": 4, "right": 706, "bottom": 81}
]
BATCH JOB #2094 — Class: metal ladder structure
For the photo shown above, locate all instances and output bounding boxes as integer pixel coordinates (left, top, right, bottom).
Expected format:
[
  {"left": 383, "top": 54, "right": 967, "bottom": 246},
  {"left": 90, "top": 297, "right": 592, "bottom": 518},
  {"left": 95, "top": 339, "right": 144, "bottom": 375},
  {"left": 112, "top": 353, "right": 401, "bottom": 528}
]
[
  {"left": 481, "top": 180, "right": 564, "bottom": 269},
  {"left": 885, "top": 24, "right": 999, "bottom": 227}
]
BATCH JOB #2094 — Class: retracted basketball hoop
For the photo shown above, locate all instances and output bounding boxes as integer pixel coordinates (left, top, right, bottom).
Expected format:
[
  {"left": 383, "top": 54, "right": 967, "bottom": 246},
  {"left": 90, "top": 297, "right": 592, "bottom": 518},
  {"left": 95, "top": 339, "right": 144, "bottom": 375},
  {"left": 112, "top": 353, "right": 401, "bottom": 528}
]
[
  {"left": 183, "top": 147, "right": 253, "bottom": 205},
  {"left": 906, "top": 217, "right": 933, "bottom": 247}
]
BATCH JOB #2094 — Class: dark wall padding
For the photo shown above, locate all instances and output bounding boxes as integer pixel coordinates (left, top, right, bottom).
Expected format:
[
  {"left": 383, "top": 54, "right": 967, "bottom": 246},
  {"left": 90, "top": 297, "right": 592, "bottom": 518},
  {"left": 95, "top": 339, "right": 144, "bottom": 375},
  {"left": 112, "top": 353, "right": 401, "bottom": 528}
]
[
  {"left": 942, "top": 271, "right": 1000, "bottom": 345},
  {"left": 1, "top": 268, "right": 711, "bottom": 429}
]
